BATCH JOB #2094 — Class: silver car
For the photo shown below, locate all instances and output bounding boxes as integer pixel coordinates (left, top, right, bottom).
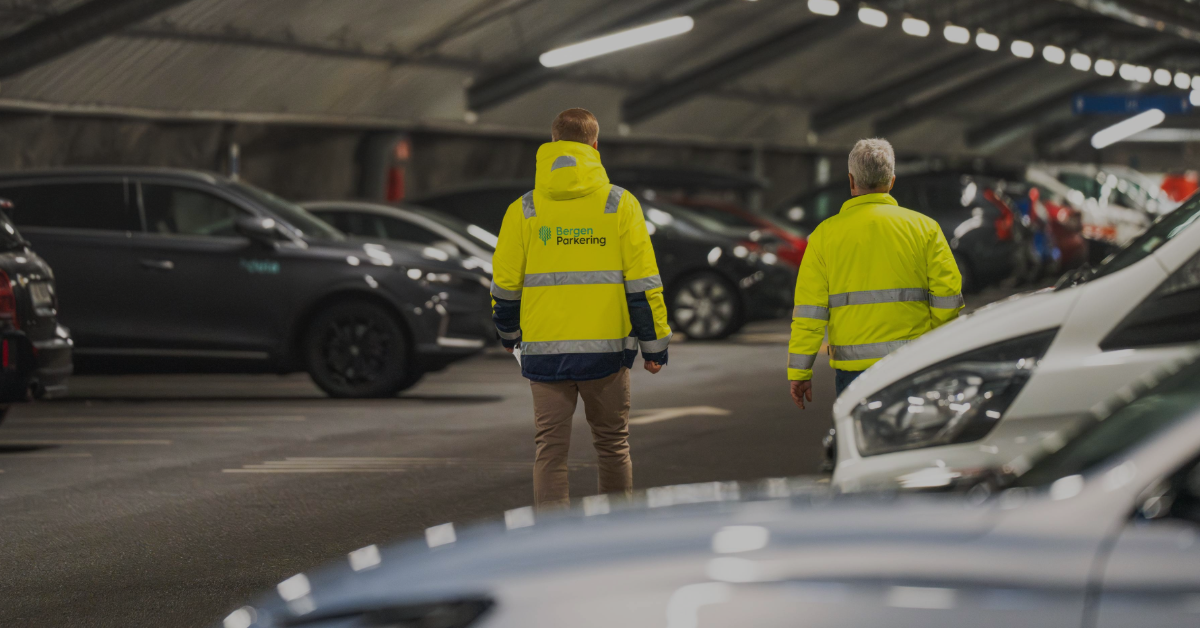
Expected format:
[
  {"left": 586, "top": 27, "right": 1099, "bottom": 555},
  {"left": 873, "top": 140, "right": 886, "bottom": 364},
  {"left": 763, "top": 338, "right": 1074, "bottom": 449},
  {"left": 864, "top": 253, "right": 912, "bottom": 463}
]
[{"left": 219, "top": 356, "right": 1200, "bottom": 628}]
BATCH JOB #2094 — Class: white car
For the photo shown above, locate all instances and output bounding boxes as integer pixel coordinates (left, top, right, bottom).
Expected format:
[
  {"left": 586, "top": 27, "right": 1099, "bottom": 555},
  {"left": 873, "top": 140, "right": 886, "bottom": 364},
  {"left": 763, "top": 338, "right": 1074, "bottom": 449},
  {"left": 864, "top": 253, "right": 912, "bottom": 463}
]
[{"left": 831, "top": 195, "right": 1200, "bottom": 492}]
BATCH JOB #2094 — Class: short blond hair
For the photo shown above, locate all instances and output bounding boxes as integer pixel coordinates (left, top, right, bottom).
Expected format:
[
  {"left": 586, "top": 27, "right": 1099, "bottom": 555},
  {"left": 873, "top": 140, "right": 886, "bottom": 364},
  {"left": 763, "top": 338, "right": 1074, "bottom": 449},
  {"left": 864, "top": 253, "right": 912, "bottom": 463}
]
[
  {"left": 848, "top": 138, "right": 895, "bottom": 190},
  {"left": 551, "top": 108, "right": 599, "bottom": 145}
]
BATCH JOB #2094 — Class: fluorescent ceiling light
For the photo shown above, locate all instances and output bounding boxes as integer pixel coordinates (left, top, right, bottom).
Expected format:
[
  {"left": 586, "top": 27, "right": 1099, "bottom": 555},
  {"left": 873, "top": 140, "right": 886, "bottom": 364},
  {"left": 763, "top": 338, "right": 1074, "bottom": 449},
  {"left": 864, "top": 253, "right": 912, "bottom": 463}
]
[
  {"left": 1094, "top": 59, "right": 1115, "bottom": 76},
  {"left": 858, "top": 7, "right": 887, "bottom": 27},
  {"left": 901, "top": 17, "right": 929, "bottom": 37},
  {"left": 1193, "top": 90, "right": 1200, "bottom": 107},
  {"left": 1010, "top": 40, "right": 1034, "bottom": 58},
  {"left": 1119, "top": 63, "right": 1137, "bottom": 80},
  {"left": 1176, "top": 72, "right": 1192, "bottom": 89},
  {"left": 1043, "top": 45, "right": 1065, "bottom": 64},
  {"left": 808, "top": 0, "right": 840, "bottom": 16},
  {"left": 944, "top": 24, "right": 970, "bottom": 44},
  {"left": 1154, "top": 68, "right": 1172, "bottom": 86},
  {"left": 1091, "top": 109, "right": 1166, "bottom": 149},
  {"left": 975, "top": 31, "right": 1000, "bottom": 51},
  {"left": 1135, "top": 66, "right": 1152, "bottom": 83},
  {"left": 1070, "top": 52, "right": 1091, "bottom": 71},
  {"left": 1193, "top": 76, "right": 1200, "bottom": 90},
  {"left": 539, "top": 16, "right": 694, "bottom": 67},
  {"left": 1128, "top": 127, "right": 1200, "bottom": 142}
]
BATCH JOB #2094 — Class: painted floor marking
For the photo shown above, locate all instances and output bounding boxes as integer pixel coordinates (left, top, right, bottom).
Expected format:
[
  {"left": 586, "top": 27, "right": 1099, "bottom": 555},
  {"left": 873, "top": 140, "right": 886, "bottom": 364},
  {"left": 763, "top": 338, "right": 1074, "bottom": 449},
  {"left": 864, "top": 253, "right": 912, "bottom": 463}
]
[
  {"left": 629, "top": 406, "right": 731, "bottom": 425},
  {"left": 0, "top": 439, "right": 171, "bottom": 446},
  {"left": 2, "top": 426, "right": 250, "bottom": 433},
  {"left": 224, "top": 457, "right": 592, "bottom": 474},
  {"left": 10, "top": 415, "right": 306, "bottom": 424}
]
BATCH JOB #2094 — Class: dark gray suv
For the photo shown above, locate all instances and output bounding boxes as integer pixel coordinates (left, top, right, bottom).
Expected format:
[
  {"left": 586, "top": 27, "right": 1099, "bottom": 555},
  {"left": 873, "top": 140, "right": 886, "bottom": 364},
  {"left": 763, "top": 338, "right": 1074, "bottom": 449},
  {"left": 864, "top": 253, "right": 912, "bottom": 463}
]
[{"left": 0, "top": 168, "right": 493, "bottom": 397}]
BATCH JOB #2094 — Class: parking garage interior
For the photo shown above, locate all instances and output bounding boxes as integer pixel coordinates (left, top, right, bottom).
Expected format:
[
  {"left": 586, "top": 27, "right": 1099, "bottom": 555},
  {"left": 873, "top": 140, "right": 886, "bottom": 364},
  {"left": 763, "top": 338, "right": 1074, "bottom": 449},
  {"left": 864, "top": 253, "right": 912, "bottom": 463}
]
[{"left": 4, "top": 1, "right": 1200, "bottom": 627}]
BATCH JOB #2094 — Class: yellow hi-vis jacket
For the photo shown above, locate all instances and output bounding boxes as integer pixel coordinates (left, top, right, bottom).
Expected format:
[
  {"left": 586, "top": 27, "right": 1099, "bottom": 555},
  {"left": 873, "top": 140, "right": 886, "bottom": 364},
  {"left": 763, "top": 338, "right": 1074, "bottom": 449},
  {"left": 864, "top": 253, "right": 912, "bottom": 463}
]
[
  {"left": 491, "top": 141, "right": 671, "bottom": 382},
  {"left": 787, "top": 192, "right": 964, "bottom": 381}
]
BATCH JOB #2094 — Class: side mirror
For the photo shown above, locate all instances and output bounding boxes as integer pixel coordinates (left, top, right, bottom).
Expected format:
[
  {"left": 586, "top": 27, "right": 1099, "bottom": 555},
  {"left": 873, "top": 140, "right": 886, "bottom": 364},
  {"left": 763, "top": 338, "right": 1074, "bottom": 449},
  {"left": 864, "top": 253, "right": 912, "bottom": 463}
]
[{"left": 235, "top": 216, "right": 279, "bottom": 244}]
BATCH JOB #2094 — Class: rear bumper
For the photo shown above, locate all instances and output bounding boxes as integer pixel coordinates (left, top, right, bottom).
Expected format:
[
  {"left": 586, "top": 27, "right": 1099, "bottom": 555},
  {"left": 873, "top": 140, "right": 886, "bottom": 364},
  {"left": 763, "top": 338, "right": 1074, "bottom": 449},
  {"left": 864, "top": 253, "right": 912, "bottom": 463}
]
[{"left": 0, "top": 326, "right": 73, "bottom": 402}]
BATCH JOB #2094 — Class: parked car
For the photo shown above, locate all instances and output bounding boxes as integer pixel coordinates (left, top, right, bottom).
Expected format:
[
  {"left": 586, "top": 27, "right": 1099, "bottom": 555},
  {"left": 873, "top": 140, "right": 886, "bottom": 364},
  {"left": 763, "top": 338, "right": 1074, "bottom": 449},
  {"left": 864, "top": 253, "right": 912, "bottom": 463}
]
[
  {"left": 775, "top": 170, "right": 1025, "bottom": 293},
  {"left": 218, "top": 353, "right": 1200, "bottom": 628},
  {"left": 0, "top": 198, "right": 71, "bottom": 422},
  {"left": 829, "top": 192, "right": 1200, "bottom": 492},
  {"left": 0, "top": 168, "right": 493, "bottom": 398},
  {"left": 414, "top": 182, "right": 794, "bottom": 339},
  {"left": 1026, "top": 165, "right": 1158, "bottom": 265},
  {"left": 667, "top": 199, "right": 807, "bottom": 268},
  {"left": 302, "top": 201, "right": 496, "bottom": 276}
]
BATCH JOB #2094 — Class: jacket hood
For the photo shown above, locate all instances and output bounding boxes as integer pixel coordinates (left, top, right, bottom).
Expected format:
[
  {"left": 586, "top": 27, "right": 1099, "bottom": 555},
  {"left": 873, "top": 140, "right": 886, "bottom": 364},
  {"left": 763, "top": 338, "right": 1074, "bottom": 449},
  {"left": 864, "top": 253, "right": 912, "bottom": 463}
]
[{"left": 534, "top": 141, "right": 609, "bottom": 201}]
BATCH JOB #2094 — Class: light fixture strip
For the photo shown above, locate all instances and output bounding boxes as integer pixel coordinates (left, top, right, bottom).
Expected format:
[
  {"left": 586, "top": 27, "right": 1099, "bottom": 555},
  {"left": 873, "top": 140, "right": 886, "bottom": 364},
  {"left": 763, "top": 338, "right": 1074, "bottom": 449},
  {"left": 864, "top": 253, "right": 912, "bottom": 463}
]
[
  {"left": 1091, "top": 109, "right": 1166, "bottom": 149},
  {"left": 538, "top": 16, "right": 695, "bottom": 67}
]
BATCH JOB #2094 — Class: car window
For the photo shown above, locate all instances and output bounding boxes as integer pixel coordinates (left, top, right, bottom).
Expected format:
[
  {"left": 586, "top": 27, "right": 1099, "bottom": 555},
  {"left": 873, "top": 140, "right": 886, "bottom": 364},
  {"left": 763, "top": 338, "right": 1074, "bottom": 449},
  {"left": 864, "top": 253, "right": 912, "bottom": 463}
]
[
  {"left": 687, "top": 206, "right": 757, "bottom": 228},
  {"left": 409, "top": 207, "right": 498, "bottom": 251},
  {"left": 230, "top": 182, "right": 344, "bottom": 242},
  {"left": 0, "top": 181, "right": 134, "bottom": 231},
  {"left": 418, "top": 190, "right": 522, "bottom": 235},
  {"left": 1101, "top": 250, "right": 1200, "bottom": 350},
  {"left": 1013, "top": 358, "right": 1200, "bottom": 488},
  {"left": 380, "top": 216, "right": 445, "bottom": 245},
  {"left": 784, "top": 187, "right": 849, "bottom": 228},
  {"left": 141, "top": 184, "right": 246, "bottom": 237}
]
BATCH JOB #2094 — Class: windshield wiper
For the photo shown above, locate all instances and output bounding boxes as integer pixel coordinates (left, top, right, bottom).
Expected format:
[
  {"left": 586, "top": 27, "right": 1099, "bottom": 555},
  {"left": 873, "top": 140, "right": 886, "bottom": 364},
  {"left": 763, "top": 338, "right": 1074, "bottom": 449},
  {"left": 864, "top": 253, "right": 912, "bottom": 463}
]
[{"left": 1055, "top": 264, "right": 1095, "bottom": 290}]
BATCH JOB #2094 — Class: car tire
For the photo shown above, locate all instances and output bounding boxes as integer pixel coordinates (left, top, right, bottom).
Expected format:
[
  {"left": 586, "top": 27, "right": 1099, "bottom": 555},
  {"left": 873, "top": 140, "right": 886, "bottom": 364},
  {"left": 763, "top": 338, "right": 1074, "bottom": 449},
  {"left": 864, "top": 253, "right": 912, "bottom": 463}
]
[
  {"left": 304, "top": 300, "right": 420, "bottom": 398},
  {"left": 668, "top": 272, "right": 743, "bottom": 340},
  {"left": 954, "top": 254, "right": 978, "bottom": 294}
]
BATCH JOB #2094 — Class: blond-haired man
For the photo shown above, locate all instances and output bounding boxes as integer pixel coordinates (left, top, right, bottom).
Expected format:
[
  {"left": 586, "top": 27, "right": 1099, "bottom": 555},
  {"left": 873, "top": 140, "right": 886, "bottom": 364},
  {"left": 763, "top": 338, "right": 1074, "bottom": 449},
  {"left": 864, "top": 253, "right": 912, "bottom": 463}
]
[{"left": 491, "top": 108, "right": 671, "bottom": 508}]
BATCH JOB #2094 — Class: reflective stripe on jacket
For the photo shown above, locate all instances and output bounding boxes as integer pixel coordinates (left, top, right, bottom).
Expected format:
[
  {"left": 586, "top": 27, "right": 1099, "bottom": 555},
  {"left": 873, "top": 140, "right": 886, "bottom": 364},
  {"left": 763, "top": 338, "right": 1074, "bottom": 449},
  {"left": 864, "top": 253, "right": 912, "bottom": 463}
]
[
  {"left": 492, "top": 141, "right": 671, "bottom": 382},
  {"left": 787, "top": 192, "right": 963, "bottom": 381}
]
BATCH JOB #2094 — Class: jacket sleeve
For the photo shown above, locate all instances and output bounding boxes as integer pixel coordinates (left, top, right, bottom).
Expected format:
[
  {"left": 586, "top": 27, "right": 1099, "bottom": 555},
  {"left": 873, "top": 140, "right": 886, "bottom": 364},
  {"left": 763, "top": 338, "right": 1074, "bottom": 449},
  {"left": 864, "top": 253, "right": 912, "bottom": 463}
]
[
  {"left": 788, "top": 226, "right": 828, "bottom": 381},
  {"left": 926, "top": 223, "right": 965, "bottom": 329},
  {"left": 620, "top": 192, "right": 671, "bottom": 364},
  {"left": 491, "top": 201, "right": 526, "bottom": 348}
]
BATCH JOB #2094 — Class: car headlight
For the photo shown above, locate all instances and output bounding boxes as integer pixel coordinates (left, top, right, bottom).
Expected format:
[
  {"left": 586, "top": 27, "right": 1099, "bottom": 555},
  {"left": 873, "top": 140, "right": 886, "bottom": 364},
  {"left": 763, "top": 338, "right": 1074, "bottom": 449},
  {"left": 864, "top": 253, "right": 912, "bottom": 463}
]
[{"left": 852, "top": 329, "right": 1058, "bottom": 457}]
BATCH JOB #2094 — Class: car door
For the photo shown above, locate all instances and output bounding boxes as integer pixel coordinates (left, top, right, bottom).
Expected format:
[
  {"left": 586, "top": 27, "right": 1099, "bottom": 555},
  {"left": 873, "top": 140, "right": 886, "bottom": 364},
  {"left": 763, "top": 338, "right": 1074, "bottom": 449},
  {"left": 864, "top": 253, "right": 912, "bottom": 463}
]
[
  {"left": 0, "top": 179, "right": 140, "bottom": 349},
  {"left": 125, "top": 180, "right": 288, "bottom": 358},
  {"left": 1095, "top": 453, "right": 1200, "bottom": 628}
]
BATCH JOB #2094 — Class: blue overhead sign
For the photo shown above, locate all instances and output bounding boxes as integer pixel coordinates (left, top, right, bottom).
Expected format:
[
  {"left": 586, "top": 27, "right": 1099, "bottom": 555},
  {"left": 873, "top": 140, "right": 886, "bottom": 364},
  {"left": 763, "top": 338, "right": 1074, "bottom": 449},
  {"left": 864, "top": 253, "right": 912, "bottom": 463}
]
[{"left": 1073, "top": 94, "right": 1192, "bottom": 115}]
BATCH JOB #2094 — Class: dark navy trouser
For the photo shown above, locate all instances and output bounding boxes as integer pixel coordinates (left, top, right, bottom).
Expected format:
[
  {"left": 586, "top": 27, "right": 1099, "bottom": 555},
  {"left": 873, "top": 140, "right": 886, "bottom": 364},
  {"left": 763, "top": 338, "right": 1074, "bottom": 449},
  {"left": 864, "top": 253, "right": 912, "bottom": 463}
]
[{"left": 834, "top": 369, "right": 863, "bottom": 396}]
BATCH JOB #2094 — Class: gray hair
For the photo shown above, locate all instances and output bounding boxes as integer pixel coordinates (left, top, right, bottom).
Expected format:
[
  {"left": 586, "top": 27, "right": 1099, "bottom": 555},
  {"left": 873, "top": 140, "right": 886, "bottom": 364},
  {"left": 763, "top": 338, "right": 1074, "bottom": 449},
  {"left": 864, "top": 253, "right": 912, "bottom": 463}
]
[{"left": 848, "top": 138, "right": 895, "bottom": 190}]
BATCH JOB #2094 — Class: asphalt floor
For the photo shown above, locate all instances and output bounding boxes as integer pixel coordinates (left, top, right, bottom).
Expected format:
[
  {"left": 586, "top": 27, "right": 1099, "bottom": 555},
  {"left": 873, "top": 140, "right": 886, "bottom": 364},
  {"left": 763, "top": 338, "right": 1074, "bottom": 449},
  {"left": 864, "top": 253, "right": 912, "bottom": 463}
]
[{"left": 0, "top": 286, "right": 1020, "bottom": 627}]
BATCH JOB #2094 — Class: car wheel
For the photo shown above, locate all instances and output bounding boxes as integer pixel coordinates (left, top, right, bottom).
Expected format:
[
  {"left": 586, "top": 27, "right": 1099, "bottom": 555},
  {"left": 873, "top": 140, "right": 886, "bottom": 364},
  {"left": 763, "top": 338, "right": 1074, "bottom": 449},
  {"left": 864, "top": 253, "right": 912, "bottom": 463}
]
[
  {"left": 954, "top": 254, "right": 978, "bottom": 294},
  {"left": 304, "top": 300, "right": 419, "bottom": 398},
  {"left": 669, "top": 272, "right": 742, "bottom": 340}
]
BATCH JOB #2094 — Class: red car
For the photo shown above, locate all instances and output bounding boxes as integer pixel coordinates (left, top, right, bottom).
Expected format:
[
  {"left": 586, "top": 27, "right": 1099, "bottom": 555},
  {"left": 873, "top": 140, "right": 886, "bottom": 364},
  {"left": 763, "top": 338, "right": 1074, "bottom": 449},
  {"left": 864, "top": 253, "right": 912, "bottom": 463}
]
[{"left": 670, "top": 199, "right": 808, "bottom": 268}]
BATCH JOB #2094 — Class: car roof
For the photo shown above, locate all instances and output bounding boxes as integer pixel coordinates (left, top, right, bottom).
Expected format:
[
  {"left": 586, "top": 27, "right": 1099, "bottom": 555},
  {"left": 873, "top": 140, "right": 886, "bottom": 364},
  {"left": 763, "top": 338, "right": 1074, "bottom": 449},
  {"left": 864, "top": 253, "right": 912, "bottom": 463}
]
[{"left": 0, "top": 166, "right": 226, "bottom": 185}]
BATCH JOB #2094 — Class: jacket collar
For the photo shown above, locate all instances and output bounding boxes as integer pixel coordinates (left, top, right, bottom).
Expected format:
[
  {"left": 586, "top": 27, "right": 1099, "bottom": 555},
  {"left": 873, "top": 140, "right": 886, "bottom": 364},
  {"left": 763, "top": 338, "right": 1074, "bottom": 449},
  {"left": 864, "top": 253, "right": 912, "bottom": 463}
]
[{"left": 840, "top": 192, "right": 898, "bottom": 213}]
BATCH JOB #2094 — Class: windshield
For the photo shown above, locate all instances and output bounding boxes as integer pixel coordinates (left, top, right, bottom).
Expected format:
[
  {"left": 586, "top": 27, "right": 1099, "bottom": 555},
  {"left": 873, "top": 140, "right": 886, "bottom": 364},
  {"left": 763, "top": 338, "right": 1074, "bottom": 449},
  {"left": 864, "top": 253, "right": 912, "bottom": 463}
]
[
  {"left": 648, "top": 200, "right": 752, "bottom": 239},
  {"left": 232, "top": 182, "right": 345, "bottom": 241},
  {"left": 1013, "top": 357, "right": 1200, "bottom": 488},
  {"left": 1061, "top": 195, "right": 1200, "bottom": 288},
  {"left": 0, "top": 210, "right": 26, "bottom": 251},
  {"left": 409, "top": 207, "right": 498, "bottom": 251}
]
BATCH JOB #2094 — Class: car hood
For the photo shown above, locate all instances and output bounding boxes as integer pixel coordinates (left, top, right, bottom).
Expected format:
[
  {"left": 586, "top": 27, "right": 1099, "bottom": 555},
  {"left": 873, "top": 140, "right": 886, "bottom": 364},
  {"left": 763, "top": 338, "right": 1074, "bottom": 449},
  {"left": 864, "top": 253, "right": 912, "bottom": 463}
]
[
  {"left": 301, "top": 237, "right": 482, "bottom": 276},
  {"left": 229, "top": 485, "right": 1003, "bottom": 628},
  {"left": 832, "top": 287, "right": 1082, "bottom": 418}
]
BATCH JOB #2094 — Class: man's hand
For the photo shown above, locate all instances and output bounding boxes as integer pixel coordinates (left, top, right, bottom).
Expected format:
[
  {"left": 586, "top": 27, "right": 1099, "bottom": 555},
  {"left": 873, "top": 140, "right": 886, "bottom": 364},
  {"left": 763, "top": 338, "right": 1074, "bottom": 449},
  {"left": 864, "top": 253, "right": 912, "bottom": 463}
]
[
  {"left": 790, "top": 380, "right": 813, "bottom": 409},
  {"left": 504, "top": 347, "right": 514, "bottom": 354},
  {"left": 644, "top": 360, "right": 663, "bottom": 374}
]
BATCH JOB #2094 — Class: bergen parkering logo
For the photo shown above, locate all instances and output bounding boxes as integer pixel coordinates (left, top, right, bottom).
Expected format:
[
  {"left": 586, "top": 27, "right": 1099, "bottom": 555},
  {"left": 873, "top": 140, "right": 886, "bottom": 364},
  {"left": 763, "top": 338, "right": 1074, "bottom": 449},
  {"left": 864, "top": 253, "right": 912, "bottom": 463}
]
[{"left": 544, "top": 226, "right": 606, "bottom": 246}]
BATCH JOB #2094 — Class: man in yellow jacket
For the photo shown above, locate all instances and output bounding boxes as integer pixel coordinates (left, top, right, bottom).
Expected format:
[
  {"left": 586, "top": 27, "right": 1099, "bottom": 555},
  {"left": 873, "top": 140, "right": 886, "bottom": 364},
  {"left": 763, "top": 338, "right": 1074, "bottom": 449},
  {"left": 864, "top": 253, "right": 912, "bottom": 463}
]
[
  {"left": 492, "top": 108, "right": 671, "bottom": 509},
  {"left": 789, "top": 138, "right": 963, "bottom": 409}
]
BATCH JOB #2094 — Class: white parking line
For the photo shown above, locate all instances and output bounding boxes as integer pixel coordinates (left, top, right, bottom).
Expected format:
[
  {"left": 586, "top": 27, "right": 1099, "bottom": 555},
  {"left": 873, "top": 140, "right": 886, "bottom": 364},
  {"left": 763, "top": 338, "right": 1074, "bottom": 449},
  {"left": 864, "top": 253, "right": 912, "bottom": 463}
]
[
  {"left": 224, "top": 457, "right": 592, "bottom": 474},
  {"left": 0, "top": 439, "right": 171, "bottom": 446},
  {"left": 9, "top": 415, "right": 307, "bottom": 424},
  {"left": 2, "top": 426, "right": 250, "bottom": 433},
  {"left": 629, "top": 406, "right": 731, "bottom": 425}
]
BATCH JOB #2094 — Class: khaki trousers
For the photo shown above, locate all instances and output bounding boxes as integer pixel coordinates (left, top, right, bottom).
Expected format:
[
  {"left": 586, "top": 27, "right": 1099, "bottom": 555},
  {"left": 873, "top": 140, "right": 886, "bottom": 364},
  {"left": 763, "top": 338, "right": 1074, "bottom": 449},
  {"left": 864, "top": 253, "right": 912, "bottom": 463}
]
[{"left": 530, "top": 368, "right": 632, "bottom": 509}]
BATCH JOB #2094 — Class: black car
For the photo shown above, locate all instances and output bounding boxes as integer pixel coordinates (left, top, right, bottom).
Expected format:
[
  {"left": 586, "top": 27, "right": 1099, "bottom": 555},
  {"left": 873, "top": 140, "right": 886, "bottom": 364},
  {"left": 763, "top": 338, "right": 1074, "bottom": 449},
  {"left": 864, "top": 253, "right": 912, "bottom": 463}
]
[
  {"left": 413, "top": 182, "right": 794, "bottom": 339},
  {"left": 0, "top": 199, "right": 71, "bottom": 421},
  {"left": 0, "top": 168, "right": 493, "bottom": 398},
  {"left": 775, "top": 170, "right": 1026, "bottom": 293}
]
